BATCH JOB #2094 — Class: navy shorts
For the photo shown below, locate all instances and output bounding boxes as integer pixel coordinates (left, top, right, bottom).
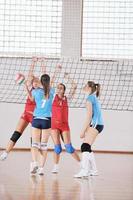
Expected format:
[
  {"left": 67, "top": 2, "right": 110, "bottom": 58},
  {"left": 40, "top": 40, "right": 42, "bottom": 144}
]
[
  {"left": 32, "top": 117, "right": 51, "bottom": 129},
  {"left": 90, "top": 124, "right": 104, "bottom": 133}
]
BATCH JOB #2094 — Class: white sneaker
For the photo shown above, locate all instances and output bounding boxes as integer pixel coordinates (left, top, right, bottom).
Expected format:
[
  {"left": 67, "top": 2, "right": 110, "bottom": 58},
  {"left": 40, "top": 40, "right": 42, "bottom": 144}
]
[
  {"left": 0, "top": 151, "right": 8, "bottom": 161},
  {"left": 30, "top": 162, "right": 38, "bottom": 175},
  {"left": 74, "top": 169, "right": 89, "bottom": 178},
  {"left": 51, "top": 164, "right": 59, "bottom": 174},
  {"left": 38, "top": 167, "right": 44, "bottom": 176},
  {"left": 89, "top": 170, "right": 98, "bottom": 176},
  {"left": 74, "top": 152, "right": 90, "bottom": 178}
]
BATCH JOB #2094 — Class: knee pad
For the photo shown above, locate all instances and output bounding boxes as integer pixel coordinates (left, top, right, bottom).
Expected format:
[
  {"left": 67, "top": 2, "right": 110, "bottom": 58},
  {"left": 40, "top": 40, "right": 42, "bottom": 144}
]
[
  {"left": 40, "top": 142, "right": 48, "bottom": 151},
  {"left": 65, "top": 143, "right": 75, "bottom": 154},
  {"left": 81, "top": 143, "right": 92, "bottom": 152},
  {"left": 54, "top": 144, "right": 62, "bottom": 155},
  {"left": 32, "top": 142, "right": 40, "bottom": 149},
  {"left": 10, "top": 131, "right": 22, "bottom": 143}
]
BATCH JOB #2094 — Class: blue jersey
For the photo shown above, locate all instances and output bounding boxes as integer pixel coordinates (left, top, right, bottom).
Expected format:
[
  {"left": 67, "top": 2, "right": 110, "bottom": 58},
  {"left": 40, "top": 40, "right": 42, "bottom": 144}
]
[
  {"left": 87, "top": 94, "right": 103, "bottom": 126},
  {"left": 32, "top": 87, "right": 55, "bottom": 118}
]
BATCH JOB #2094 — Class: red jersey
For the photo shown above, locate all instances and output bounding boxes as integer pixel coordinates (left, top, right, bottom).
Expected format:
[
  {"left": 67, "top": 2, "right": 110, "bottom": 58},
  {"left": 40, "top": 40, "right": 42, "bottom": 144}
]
[
  {"left": 24, "top": 96, "right": 36, "bottom": 114},
  {"left": 52, "top": 94, "right": 68, "bottom": 123}
]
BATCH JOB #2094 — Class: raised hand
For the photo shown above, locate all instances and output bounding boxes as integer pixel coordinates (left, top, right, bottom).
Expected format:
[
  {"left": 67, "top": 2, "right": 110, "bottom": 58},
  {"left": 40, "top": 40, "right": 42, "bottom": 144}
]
[
  {"left": 32, "top": 56, "right": 38, "bottom": 62},
  {"left": 56, "top": 63, "right": 62, "bottom": 70},
  {"left": 38, "top": 57, "right": 46, "bottom": 62}
]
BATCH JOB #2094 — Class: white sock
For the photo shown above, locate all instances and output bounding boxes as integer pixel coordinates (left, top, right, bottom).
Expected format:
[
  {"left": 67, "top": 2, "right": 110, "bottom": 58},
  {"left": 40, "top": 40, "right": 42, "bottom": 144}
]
[{"left": 54, "top": 164, "right": 59, "bottom": 168}]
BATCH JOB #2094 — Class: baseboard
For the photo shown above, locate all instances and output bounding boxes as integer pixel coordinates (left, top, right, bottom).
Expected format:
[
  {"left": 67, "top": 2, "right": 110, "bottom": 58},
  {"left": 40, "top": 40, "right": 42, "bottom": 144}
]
[{"left": 0, "top": 147, "right": 133, "bottom": 154}]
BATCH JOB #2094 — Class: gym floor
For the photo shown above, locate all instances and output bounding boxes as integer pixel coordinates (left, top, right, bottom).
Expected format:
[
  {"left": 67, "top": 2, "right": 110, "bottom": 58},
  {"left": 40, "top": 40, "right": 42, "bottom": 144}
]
[{"left": 0, "top": 151, "right": 133, "bottom": 200}]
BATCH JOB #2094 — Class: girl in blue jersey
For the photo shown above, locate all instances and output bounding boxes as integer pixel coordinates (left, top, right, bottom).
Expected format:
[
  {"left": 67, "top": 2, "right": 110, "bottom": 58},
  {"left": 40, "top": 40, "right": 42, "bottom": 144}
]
[
  {"left": 26, "top": 74, "right": 55, "bottom": 175},
  {"left": 74, "top": 81, "right": 104, "bottom": 178}
]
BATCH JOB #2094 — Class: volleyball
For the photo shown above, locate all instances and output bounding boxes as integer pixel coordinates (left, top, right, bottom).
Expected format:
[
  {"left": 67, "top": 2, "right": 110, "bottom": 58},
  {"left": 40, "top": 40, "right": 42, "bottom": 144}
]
[
  {"left": 15, "top": 73, "right": 25, "bottom": 85},
  {"left": 57, "top": 63, "right": 62, "bottom": 69}
]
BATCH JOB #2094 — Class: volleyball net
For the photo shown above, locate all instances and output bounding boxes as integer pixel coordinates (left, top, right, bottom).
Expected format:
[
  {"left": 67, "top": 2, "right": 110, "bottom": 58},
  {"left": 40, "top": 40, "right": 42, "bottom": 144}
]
[{"left": 0, "top": 57, "right": 132, "bottom": 111}]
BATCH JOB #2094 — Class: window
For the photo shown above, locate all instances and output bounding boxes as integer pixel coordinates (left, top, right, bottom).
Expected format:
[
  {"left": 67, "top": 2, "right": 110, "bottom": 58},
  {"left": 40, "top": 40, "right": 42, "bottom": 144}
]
[
  {"left": 0, "top": 0, "right": 62, "bottom": 57},
  {"left": 82, "top": 0, "right": 133, "bottom": 59}
]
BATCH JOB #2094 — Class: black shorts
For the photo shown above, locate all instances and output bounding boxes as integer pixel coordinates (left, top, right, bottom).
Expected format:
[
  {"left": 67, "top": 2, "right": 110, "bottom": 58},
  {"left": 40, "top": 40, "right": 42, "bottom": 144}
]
[
  {"left": 90, "top": 124, "right": 104, "bottom": 133},
  {"left": 32, "top": 117, "right": 51, "bottom": 129}
]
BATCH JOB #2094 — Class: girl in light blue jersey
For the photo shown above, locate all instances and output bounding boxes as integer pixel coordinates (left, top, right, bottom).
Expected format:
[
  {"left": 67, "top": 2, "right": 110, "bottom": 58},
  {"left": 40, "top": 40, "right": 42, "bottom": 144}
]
[
  {"left": 74, "top": 81, "right": 104, "bottom": 178},
  {"left": 26, "top": 73, "right": 55, "bottom": 175}
]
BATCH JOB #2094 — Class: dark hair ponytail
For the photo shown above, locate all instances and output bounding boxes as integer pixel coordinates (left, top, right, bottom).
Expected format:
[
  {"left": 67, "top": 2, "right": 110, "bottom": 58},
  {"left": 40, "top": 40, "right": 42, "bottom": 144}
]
[
  {"left": 87, "top": 81, "right": 100, "bottom": 97},
  {"left": 95, "top": 83, "right": 100, "bottom": 97},
  {"left": 41, "top": 74, "right": 50, "bottom": 99}
]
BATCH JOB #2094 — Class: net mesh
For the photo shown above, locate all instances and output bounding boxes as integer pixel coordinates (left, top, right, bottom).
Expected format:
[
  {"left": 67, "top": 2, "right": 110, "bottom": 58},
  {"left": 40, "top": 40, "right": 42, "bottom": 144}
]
[{"left": 0, "top": 57, "right": 133, "bottom": 111}]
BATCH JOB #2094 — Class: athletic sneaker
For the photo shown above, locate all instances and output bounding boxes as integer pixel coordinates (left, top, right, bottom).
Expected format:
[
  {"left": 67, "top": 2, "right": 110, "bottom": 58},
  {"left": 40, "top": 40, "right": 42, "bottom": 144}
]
[
  {"left": 74, "top": 169, "right": 89, "bottom": 178},
  {"left": 0, "top": 151, "right": 8, "bottom": 161},
  {"left": 37, "top": 167, "right": 44, "bottom": 176},
  {"left": 89, "top": 170, "right": 98, "bottom": 176},
  {"left": 51, "top": 164, "right": 59, "bottom": 173},
  {"left": 30, "top": 162, "right": 38, "bottom": 175}
]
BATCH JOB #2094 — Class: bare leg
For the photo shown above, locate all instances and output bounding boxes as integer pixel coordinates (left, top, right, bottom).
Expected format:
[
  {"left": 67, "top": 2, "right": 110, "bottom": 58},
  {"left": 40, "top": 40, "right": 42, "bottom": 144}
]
[
  {"left": 6, "top": 141, "right": 15, "bottom": 153},
  {"left": 84, "top": 127, "right": 98, "bottom": 145},
  {"left": 31, "top": 127, "right": 41, "bottom": 162},
  {"left": 71, "top": 151, "right": 81, "bottom": 162},
  {"left": 62, "top": 131, "right": 80, "bottom": 162},
  {"left": 30, "top": 127, "right": 41, "bottom": 174},
  {"left": 6, "top": 118, "right": 29, "bottom": 153},
  {"left": 39, "top": 129, "right": 50, "bottom": 168},
  {"left": 0, "top": 118, "right": 29, "bottom": 161},
  {"left": 36, "top": 129, "right": 50, "bottom": 175},
  {"left": 51, "top": 129, "right": 61, "bottom": 173},
  {"left": 53, "top": 152, "right": 60, "bottom": 164},
  {"left": 74, "top": 127, "right": 99, "bottom": 178}
]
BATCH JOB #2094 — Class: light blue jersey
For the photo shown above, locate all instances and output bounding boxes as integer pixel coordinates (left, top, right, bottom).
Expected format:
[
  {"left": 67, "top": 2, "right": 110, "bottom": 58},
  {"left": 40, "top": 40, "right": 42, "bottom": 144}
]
[
  {"left": 32, "top": 87, "right": 55, "bottom": 118},
  {"left": 87, "top": 94, "right": 104, "bottom": 126}
]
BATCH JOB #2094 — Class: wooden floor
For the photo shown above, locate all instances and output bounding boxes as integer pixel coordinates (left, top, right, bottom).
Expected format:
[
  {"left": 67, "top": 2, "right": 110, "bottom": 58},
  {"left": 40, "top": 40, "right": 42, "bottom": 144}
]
[{"left": 0, "top": 151, "right": 133, "bottom": 200}]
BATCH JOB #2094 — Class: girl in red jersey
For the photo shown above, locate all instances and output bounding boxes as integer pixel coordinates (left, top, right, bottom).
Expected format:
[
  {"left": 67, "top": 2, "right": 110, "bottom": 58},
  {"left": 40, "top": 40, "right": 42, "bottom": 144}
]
[
  {"left": 0, "top": 57, "right": 42, "bottom": 161},
  {"left": 51, "top": 73, "right": 80, "bottom": 173}
]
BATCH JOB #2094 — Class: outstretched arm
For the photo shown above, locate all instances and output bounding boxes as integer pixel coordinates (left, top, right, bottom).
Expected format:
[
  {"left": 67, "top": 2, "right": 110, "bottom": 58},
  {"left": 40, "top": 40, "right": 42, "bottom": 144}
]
[
  {"left": 27, "top": 57, "right": 38, "bottom": 78},
  {"left": 26, "top": 57, "right": 38, "bottom": 87},
  {"left": 51, "top": 63, "right": 62, "bottom": 87},
  {"left": 38, "top": 57, "right": 47, "bottom": 74},
  {"left": 24, "top": 81, "right": 34, "bottom": 101},
  {"left": 65, "top": 73, "right": 77, "bottom": 100}
]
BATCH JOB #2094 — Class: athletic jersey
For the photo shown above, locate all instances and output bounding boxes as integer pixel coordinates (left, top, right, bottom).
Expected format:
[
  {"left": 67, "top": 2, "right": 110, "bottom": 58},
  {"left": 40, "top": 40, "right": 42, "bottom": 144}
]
[
  {"left": 52, "top": 94, "right": 68, "bottom": 123},
  {"left": 32, "top": 87, "right": 55, "bottom": 118},
  {"left": 24, "top": 88, "right": 36, "bottom": 113},
  {"left": 24, "top": 97, "right": 36, "bottom": 113},
  {"left": 87, "top": 94, "right": 103, "bottom": 126}
]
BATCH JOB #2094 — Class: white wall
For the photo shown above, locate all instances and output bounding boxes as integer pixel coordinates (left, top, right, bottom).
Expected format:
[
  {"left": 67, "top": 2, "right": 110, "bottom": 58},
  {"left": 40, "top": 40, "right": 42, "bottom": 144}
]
[
  {"left": 0, "top": 0, "right": 133, "bottom": 152},
  {"left": 0, "top": 103, "right": 133, "bottom": 152}
]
